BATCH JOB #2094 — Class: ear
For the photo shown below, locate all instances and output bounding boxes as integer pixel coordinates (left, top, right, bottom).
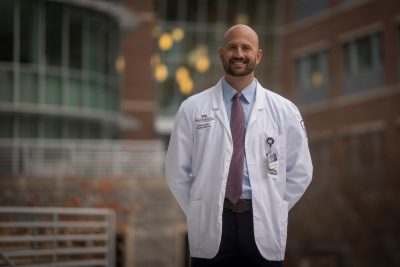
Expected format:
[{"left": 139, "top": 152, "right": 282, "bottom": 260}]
[
  {"left": 255, "top": 49, "right": 263, "bottom": 65},
  {"left": 218, "top": 47, "right": 224, "bottom": 63}
]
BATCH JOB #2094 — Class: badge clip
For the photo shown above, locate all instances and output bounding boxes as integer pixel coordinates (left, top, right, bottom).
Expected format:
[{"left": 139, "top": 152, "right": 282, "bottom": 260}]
[{"left": 266, "top": 137, "right": 274, "bottom": 147}]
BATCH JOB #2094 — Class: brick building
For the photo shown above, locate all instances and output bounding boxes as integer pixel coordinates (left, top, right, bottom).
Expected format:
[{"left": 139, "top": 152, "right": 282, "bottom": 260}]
[{"left": 278, "top": 0, "right": 400, "bottom": 266}]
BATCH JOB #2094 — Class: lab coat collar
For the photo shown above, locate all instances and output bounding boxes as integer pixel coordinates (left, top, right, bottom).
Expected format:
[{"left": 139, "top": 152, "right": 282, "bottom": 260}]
[
  {"left": 247, "top": 79, "right": 268, "bottom": 130},
  {"left": 211, "top": 78, "right": 267, "bottom": 110},
  {"left": 221, "top": 77, "right": 256, "bottom": 105},
  {"left": 211, "top": 79, "right": 231, "bottom": 140}
]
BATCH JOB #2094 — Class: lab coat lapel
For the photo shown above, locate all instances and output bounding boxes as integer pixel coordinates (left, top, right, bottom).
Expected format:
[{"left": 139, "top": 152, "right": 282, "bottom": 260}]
[
  {"left": 247, "top": 82, "right": 268, "bottom": 130},
  {"left": 211, "top": 81, "right": 232, "bottom": 141}
]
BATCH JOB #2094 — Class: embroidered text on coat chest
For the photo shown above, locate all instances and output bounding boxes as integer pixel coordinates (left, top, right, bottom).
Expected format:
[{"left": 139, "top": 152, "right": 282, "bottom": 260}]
[{"left": 195, "top": 114, "right": 215, "bottom": 130}]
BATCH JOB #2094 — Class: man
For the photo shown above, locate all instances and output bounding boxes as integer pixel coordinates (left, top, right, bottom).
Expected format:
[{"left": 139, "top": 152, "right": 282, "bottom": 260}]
[{"left": 165, "top": 24, "right": 313, "bottom": 266}]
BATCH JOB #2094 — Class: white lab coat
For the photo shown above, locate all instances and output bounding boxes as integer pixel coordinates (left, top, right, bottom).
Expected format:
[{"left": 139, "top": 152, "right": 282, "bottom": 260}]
[{"left": 165, "top": 79, "right": 313, "bottom": 260}]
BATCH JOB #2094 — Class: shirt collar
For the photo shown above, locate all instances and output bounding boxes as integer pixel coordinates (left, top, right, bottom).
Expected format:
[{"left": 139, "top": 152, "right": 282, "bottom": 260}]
[{"left": 222, "top": 77, "right": 257, "bottom": 104}]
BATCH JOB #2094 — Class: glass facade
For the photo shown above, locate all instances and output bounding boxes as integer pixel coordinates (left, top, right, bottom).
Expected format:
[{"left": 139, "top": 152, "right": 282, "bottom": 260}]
[
  {"left": 154, "top": 0, "right": 278, "bottom": 116},
  {"left": 0, "top": 2, "right": 14, "bottom": 62},
  {"left": 0, "top": 0, "right": 122, "bottom": 140}
]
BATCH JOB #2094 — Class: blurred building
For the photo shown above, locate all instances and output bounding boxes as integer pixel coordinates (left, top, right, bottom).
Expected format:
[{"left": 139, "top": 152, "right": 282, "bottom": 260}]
[
  {"left": 122, "top": 0, "right": 157, "bottom": 140},
  {"left": 0, "top": 0, "right": 136, "bottom": 141},
  {"left": 152, "top": 0, "right": 279, "bottom": 139},
  {"left": 0, "top": 0, "right": 172, "bottom": 267},
  {"left": 278, "top": 0, "right": 400, "bottom": 266}
]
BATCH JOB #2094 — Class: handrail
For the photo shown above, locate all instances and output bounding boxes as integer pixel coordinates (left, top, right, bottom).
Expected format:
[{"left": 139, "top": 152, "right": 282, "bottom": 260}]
[
  {"left": 0, "top": 207, "right": 115, "bottom": 267},
  {"left": 0, "top": 139, "right": 165, "bottom": 178},
  {"left": 0, "top": 250, "right": 16, "bottom": 267}
]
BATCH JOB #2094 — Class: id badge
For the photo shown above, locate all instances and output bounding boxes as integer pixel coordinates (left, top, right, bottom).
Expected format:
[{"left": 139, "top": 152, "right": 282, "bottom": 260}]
[{"left": 265, "top": 137, "right": 279, "bottom": 179}]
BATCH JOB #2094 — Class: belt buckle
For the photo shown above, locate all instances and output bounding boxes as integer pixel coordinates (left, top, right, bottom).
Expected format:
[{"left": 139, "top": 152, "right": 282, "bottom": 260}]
[{"left": 231, "top": 202, "right": 246, "bottom": 213}]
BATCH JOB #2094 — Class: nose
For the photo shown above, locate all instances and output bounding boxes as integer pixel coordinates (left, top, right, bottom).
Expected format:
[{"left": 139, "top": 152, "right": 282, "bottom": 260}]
[{"left": 234, "top": 47, "right": 244, "bottom": 58}]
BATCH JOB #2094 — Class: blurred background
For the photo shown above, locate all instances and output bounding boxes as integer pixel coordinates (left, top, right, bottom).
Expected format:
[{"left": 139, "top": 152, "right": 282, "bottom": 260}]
[{"left": 0, "top": 0, "right": 399, "bottom": 266}]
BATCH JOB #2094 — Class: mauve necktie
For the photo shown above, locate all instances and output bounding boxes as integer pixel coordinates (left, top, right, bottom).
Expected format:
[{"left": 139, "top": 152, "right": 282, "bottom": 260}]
[{"left": 225, "top": 91, "right": 245, "bottom": 204}]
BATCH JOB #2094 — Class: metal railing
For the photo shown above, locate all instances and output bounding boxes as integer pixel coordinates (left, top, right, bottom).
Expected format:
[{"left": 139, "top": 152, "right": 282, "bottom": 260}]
[
  {"left": 0, "top": 139, "right": 165, "bottom": 178},
  {"left": 0, "top": 250, "right": 15, "bottom": 267},
  {"left": 0, "top": 207, "right": 115, "bottom": 267}
]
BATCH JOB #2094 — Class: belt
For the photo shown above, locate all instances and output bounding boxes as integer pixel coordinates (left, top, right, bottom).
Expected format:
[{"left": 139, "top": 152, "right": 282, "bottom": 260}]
[{"left": 223, "top": 198, "right": 252, "bottom": 213}]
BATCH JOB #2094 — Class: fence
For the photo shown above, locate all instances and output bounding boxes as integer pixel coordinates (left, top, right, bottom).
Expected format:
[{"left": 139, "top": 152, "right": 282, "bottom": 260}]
[
  {"left": 0, "top": 139, "right": 165, "bottom": 178},
  {"left": 0, "top": 206, "right": 116, "bottom": 267}
]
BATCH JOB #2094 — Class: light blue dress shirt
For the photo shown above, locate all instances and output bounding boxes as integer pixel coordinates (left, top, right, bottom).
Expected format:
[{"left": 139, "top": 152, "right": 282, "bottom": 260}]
[{"left": 222, "top": 78, "right": 257, "bottom": 200}]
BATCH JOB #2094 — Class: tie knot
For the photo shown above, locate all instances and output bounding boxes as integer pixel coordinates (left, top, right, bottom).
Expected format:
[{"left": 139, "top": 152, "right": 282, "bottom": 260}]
[{"left": 233, "top": 92, "right": 242, "bottom": 100}]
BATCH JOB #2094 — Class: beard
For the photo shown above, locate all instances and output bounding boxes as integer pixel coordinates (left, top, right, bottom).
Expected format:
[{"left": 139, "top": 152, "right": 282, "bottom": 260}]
[{"left": 222, "top": 56, "right": 257, "bottom": 77}]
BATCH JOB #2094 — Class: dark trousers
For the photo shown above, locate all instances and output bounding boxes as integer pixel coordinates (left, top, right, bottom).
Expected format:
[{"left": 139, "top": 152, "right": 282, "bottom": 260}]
[{"left": 191, "top": 207, "right": 284, "bottom": 267}]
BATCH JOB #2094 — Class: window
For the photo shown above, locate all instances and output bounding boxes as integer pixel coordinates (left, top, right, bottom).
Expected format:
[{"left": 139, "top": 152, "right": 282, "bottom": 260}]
[
  {"left": 0, "top": 1, "right": 14, "bottom": 62},
  {"left": 45, "top": 75, "right": 62, "bottom": 105},
  {"left": 45, "top": 2, "right": 63, "bottom": 66},
  {"left": 20, "top": 0, "right": 39, "bottom": 64},
  {"left": 66, "top": 120, "right": 83, "bottom": 139},
  {"left": 0, "top": 115, "right": 13, "bottom": 138},
  {"left": 88, "top": 20, "right": 100, "bottom": 73},
  {"left": 104, "top": 27, "right": 115, "bottom": 75},
  {"left": 97, "top": 83, "right": 107, "bottom": 109},
  {"left": 342, "top": 32, "right": 383, "bottom": 94},
  {"left": 87, "top": 80, "right": 98, "bottom": 108},
  {"left": 295, "top": 50, "right": 330, "bottom": 104},
  {"left": 19, "top": 116, "right": 39, "bottom": 138},
  {"left": 186, "top": 0, "right": 198, "bottom": 22},
  {"left": 20, "top": 72, "right": 38, "bottom": 103},
  {"left": 43, "top": 117, "right": 62, "bottom": 139},
  {"left": 166, "top": 0, "right": 179, "bottom": 21},
  {"left": 293, "top": 0, "right": 329, "bottom": 21},
  {"left": 86, "top": 122, "right": 101, "bottom": 139},
  {"left": 69, "top": 11, "right": 83, "bottom": 69},
  {"left": 67, "top": 78, "right": 82, "bottom": 107},
  {"left": 0, "top": 1, "right": 122, "bottom": 141},
  {"left": 0, "top": 71, "right": 13, "bottom": 102}
]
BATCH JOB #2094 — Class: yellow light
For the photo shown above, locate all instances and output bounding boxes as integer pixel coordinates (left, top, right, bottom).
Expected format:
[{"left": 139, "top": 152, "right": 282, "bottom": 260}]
[
  {"left": 311, "top": 71, "right": 323, "bottom": 87},
  {"left": 175, "top": 66, "right": 189, "bottom": 82},
  {"left": 154, "top": 64, "right": 168, "bottom": 82},
  {"left": 187, "top": 44, "right": 208, "bottom": 68},
  {"left": 172, "top": 27, "right": 185, "bottom": 42},
  {"left": 195, "top": 56, "right": 210, "bottom": 73},
  {"left": 150, "top": 54, "right": 160, "bottom": 67},
  {"left": 115, "top": 56, "right": 125, "bottom": 73},
  {"left": 179, "top": 77, "right": 193, "bottom": 95},
  {"left": 159, "top": 33, "right": 173, "bottom": 51},
  {"left": 236, "top": 14, "right": 249, "bottom": 25}
]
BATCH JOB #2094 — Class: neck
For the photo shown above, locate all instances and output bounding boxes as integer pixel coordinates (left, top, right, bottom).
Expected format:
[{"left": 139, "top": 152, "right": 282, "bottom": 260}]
[{"left": 224, "top": 73, "right": 254, "bottom": 91}]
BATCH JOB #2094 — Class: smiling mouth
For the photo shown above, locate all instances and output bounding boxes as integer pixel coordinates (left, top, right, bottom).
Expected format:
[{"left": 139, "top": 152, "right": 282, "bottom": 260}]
[{"left": 231, "top": 59, "right": 248, "bottom": 66}]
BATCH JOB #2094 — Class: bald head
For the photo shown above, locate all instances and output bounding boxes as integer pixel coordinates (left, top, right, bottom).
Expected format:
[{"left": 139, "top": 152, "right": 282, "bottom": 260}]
[
  {"left": 223, "top": 24, "right": 259, "bottom": 50},
  {"left": 219, "top": 24, "right": 262, "bottom": 87}
]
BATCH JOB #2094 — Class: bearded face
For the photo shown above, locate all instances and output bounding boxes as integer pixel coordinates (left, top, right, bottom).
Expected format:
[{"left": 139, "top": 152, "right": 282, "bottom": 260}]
[
  {"left": 222, "top": 54, "right": 258, "bottom": 77},
  {"left": 219, "top": 26, "right": 262, "bottom": 80}
]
